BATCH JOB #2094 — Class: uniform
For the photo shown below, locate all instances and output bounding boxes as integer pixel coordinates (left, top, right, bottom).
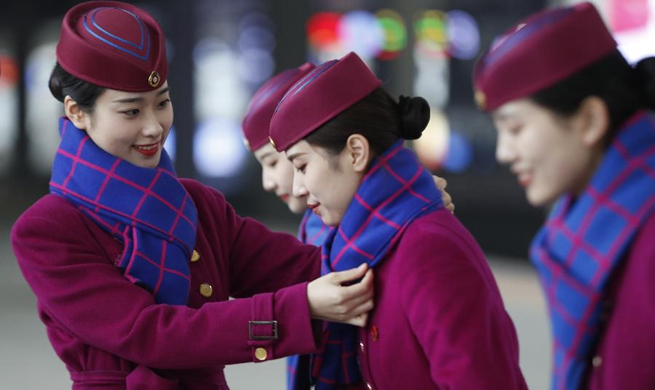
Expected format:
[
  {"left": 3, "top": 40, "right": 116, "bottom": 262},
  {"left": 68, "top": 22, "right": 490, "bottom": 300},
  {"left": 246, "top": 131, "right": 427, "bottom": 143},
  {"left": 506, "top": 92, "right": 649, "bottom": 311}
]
[
  {"left": 269, "top": 53, "right": 527, "bottom": 388},
  {"left": 12, "top": 178, "right": 321, "bottom": 389}
]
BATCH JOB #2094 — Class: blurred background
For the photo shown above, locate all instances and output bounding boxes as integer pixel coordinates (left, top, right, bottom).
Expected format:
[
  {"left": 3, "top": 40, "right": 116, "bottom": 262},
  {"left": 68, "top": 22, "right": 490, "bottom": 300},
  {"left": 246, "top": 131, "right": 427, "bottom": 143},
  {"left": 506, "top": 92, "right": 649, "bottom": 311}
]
[{"left": 0, "top": 0, "right": 653, "bottom": 388}]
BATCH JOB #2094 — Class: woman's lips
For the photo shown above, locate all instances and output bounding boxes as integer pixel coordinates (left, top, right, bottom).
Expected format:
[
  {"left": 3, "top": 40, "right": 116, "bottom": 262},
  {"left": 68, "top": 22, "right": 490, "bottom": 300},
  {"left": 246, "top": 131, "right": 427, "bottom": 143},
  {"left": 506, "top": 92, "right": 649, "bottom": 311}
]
[
  {"left": 517, "top": 173, "right": 532, "bottom": 188},
  {"left": 308, "top": 203, "right": 320, "bottom": 215},
  {"left": 134, "top": 142, "right": 160, "bottom": 157}
]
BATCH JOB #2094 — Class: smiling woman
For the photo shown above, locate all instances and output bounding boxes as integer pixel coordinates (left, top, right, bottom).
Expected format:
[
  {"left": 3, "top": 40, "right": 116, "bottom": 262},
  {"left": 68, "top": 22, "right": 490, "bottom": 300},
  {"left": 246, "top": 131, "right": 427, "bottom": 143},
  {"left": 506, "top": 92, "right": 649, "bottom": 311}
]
[
  {"left": 474, "top": 2, "right": 655, "bottom": 389},
  {"left": 10, "top": 2, "right": 377, "bottom": 389},
  {"left": 59, "top": 76, "right": 173, "bottom": 168}
]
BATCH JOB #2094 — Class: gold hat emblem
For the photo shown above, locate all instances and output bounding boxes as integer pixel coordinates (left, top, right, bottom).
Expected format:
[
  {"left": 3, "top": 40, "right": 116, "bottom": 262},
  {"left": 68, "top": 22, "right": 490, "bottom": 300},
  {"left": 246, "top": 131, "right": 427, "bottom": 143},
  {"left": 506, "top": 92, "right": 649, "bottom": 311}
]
[
  {"left": 268, "top": 136, "right": 277, "bottom": 150},
  {"left": 243, "top": 138, "right": 251, "bottom": 151},
  {"left": 148, "top": 71, "right": 161, "bottom": 88},
  {"left": 474, "top": 89, "right": 486, "bottom": 111}
]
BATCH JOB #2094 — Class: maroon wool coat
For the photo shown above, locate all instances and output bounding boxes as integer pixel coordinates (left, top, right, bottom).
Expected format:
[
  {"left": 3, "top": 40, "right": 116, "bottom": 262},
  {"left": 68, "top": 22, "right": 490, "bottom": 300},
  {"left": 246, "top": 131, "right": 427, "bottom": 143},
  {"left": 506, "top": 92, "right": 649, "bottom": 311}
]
[
  {"left": 11, "top": 179, "right": 322, "bottom": 390},
  {"left": 356, "top": 209, "right": 528, "bottom": 390},
  {"left": 585, "top": 212, "right": 655, "bottom": 389}
]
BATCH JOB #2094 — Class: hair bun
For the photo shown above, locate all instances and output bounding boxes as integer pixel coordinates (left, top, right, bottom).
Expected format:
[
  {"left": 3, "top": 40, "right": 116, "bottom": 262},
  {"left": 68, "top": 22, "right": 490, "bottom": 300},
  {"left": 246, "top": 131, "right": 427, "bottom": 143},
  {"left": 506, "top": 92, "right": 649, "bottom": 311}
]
[
  {"left": 398, "top": 95, "right": 430, "bottom": 140},
  {"left": 634, "top": 57, "right": 655, "bottom": 111}
]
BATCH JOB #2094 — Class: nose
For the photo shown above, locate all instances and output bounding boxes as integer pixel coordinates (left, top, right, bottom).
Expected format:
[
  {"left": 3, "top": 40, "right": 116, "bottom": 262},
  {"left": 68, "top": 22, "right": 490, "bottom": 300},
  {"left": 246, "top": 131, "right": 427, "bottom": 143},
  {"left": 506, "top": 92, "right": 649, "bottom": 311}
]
[
  {"left": 143, "top": 111, "right": 164, "bottom": 139},
  {"left": 292, "top": 174, "right": 308, "bottom": 198},
  {"left": 262, "top": 169, "right": 276, "bottom": 192},
  {"left": 495, "top": 131, "right": 517, "bottom": 165}
]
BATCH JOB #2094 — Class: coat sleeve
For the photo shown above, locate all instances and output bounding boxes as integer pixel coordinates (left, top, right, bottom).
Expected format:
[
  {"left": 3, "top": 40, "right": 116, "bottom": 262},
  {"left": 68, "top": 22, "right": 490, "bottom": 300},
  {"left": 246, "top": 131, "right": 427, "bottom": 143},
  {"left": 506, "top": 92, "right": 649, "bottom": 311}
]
[
  {"left": 181, "top": 179, "right": 322, "bottom": 298},
  {"left": 11, "top": 195, "right": 320, "bottom": 370},
  {"left": 397, "top": 215, "right": 527, "bottom": 389}
]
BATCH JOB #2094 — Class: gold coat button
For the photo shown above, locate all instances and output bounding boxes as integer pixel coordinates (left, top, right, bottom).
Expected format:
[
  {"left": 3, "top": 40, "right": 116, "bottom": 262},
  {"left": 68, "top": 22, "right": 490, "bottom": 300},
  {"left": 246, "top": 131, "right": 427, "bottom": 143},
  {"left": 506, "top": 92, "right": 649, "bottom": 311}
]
[
  {"left": 366, "top": 382, "right": 373, "bottom": 390},
  {"left": 592, "top": 355, "right": 602, "bottom": 368},
  {"left": 359, "top": 341, "right": 365, "bottom": 352},
  {"left": 255, "top": 347, "right": 268, "bottom": 361},
  {"left": 191, "top": 250, "right": 200, "bottom": 262},
  {"left": 199, "top": 283, "right": 213, "bottom": 298}
]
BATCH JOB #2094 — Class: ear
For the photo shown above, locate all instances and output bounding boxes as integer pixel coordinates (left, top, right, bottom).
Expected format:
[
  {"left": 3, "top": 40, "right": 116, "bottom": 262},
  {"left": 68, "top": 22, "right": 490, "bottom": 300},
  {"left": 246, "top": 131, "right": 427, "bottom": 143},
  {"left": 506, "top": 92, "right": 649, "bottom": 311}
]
[
  {"left": 344, "top": 134, "right": 370, "bottom": 173},
  {"left": 576, "top": 96, "right": 609, "bottom": 147},
  {"left": 64, "top": 96, "right": 89, "bottom": 130}
]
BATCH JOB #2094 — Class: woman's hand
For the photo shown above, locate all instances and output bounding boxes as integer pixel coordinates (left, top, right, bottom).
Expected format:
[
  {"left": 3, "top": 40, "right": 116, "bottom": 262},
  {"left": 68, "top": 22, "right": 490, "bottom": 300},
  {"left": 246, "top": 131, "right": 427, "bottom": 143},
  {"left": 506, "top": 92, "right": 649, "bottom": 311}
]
[
  {"left": 307, "top": 263, "right": 374, "bottom": 327},
  {"left": 433, "top": 175, "right": 455, "bottom": 214}
]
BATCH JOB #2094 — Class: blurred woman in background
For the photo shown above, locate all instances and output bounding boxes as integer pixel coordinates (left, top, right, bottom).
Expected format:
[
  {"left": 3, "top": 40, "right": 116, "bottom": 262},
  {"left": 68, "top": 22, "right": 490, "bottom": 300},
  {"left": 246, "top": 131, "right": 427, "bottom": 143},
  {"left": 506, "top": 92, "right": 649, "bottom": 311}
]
[{"left": 474, "top": 2, "right": 655, "bottom": 389}]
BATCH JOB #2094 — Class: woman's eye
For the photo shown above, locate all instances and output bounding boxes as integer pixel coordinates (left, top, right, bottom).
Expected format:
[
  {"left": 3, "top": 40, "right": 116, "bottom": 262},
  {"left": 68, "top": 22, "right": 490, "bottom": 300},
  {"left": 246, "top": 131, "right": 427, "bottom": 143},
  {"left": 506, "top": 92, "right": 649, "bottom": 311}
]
[
  {"left": 158, "top": 98, "right": 171, "bottom": 108},
  {"left": 122, "top": 109, "right": 139, "bottom": 117},
  {"left": 295, "top": 165, "right": 306, "bottom": 174},
  {"left": 508, "top": 125, "right": 522, "bottom": 135}
]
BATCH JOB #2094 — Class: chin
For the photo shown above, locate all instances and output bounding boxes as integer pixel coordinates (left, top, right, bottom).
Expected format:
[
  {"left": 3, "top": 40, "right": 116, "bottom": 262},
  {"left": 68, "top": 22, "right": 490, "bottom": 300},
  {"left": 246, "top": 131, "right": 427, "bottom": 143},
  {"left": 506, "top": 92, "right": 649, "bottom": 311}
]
[
  {"left": 321, "top": 214, "right": 341, "bottom": 227},
  {"left": 287, "top": 202, "right": 307, "bottom": 215},
  {"left": 526, "top": 191, "right": 557, "bottom": 208}
]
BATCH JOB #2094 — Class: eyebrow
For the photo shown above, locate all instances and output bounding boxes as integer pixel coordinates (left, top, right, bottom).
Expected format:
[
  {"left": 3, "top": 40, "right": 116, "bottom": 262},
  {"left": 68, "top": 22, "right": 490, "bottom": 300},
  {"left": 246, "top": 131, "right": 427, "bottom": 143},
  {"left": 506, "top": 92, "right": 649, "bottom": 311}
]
[
  {"left": 112, "top": 87, "right": 170, "bottom": 104},
  {"left": 492, "top": 111, "right": 513, "bottom": 121},
  {"left": 286, "top": 152, "right": 305, "bottom": 162},
  {"left": 257, "top": 151, "right": 275, "bottom": 161}
]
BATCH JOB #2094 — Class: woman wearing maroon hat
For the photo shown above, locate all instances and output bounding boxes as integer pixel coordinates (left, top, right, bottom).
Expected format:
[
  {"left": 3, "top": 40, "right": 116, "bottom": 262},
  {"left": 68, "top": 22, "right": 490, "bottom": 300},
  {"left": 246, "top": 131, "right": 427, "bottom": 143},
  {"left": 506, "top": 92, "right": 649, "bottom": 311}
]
[
  {"left": 242, "top": 62, "right": 332, "bottom": 390},
  {"left": 10, "top": 2, "right": 376, "bottom": 389},
  {"left": 242, "top": 62, "right": 456, "bottom": 390},
  {"left": 269, "top": 51, "right": 527, "bottom": 390},
  {"left": 474, "top": 2, "right": 655, "bottom": 389}
]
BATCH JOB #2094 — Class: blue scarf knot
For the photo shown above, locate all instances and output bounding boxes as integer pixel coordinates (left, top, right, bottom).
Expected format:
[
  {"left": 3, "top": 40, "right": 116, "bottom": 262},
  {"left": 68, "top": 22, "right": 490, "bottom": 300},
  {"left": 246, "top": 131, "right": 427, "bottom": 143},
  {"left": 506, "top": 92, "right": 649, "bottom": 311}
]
[
  {"left": 50, "top": 118, "right": 198, "bottom": 305},
  {"left": 530, "top": 112, "right": 655, "bottom": 390}
]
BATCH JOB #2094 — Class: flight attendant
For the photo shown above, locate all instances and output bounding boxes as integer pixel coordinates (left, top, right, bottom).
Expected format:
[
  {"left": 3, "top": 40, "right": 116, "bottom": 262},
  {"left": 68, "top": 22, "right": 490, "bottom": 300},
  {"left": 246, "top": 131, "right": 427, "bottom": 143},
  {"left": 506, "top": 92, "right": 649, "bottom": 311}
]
[
  {"left": 473, "top": 2, "right": 655, "bottom": 389},
  {"left": 10, "top": 2, "right": 374, "bottom": 389},
  {"left": 242, "top": 62, "right": 455, "bottom": 390},
  {"left": 269, "top": 51, "right": 527, "bottom": 390}
]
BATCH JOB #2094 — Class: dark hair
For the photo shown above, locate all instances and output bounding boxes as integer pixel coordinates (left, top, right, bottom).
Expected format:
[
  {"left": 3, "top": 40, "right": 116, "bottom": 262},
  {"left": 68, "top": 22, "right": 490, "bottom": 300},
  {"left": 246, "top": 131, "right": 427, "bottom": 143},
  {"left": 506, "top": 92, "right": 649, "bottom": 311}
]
[
  {"left": 304, "top": 87, "right": 430, "bottom": 159},
  {"left": 529, "top": 50, "right": 655, "bottom": 145},
  {"left": 49, "top": 62, "right": 105, "bottom": 113}
]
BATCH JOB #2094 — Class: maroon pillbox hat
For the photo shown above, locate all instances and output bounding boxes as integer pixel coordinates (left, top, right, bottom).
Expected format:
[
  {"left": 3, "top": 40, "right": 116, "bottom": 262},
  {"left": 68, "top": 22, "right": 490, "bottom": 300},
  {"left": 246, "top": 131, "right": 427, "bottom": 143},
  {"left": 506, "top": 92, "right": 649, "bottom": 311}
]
[
  {"left": 269, "top": 52, "right": 382, "bottom": 152},
  {"left": 473, "top": 2, "right": 616, "bottom": 111},
  {"left": 56, "top": 1, "right": 168, "bottom": 92},
  {"left": 242, "top": 63, "right": 316, "bottom": 151}
]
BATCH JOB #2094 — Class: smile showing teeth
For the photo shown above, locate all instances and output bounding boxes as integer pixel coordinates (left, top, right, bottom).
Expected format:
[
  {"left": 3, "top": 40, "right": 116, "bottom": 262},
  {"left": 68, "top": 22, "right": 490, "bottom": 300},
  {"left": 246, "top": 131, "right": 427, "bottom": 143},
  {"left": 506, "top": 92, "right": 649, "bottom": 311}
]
[{"left": 134, "top": 143, "right": 159, "bottom": 157}]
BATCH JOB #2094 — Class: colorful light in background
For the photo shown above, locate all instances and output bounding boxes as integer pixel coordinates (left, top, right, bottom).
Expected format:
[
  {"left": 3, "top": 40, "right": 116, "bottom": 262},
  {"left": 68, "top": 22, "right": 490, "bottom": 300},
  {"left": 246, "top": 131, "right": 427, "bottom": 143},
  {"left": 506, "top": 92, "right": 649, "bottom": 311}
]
[
  {"left": 606, "top": 0, "right": 655, "bottom": 63},
  {"left": 376, "top": 9, "right": 407, "bottom": 60},
  {"left": 447, "top": 10, "right": 481, "bottom": 60},
  {"left": 337, "top": 10, "right": 384, "bottom": 59},
  {"left": 0, "top": 54, "right": 19, "bottom": 176},
  {"left": 306, "top": 9, "right": 409, "bottom": 62},
  {"left": 193, "top": 117, "right": 248, "bottom": 178},
  {"left": 412, "top": 110, "right": 450, "bottom": 170},
  {"left": 305, "top": 7, "right": 480, "bottom": 174},
  {"left": 412, "top": 109, "right": 474, "bottom": 173},
  {"left": 412, "top": 9, "right": 478, "bottom": 173},
  {"left": 414, "top": 10, "right": 449, "bottom": 59},
  {"left": 307, "top": 12, "right": 341, "bottom": 50},
  {"left": 193, "top": 1, "right": 273, "bottom": 185},
  {"left": 24, "top": 31, "right": 61, "bottom": 176},
  {"left": 0, "top": 55, "right": 18, "bottom": 87}
]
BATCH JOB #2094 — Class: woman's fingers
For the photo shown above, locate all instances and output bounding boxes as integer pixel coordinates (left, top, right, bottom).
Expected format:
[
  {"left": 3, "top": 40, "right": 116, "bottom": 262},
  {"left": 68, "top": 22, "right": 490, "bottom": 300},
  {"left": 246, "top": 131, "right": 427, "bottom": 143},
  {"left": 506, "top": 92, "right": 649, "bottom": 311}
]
[
  {"left": 328, "top": 263, "right": 368, "bottom": 284},
  {"left": 307, "top": 265, "right": 375, "bottom": 324},
  {"left": 433, "top": 175, "right": 455, "bottom": 214}
]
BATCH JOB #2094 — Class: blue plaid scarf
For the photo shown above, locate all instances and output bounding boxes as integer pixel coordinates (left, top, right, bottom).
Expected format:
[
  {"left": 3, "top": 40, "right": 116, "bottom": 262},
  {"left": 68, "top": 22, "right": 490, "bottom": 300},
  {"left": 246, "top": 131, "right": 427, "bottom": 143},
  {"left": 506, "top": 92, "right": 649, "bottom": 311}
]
[
  {"left": 530, "top": 112, "right": 655, "bottom": 390},
  {"left": 311, "top": 140, "right": 443, "bottom": 389},
  {"left": 50, "top": 118, "right": 198, "bottom": 305},
  {"left": 288, "top": 211, "right": 333, "bottom": 390}
]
